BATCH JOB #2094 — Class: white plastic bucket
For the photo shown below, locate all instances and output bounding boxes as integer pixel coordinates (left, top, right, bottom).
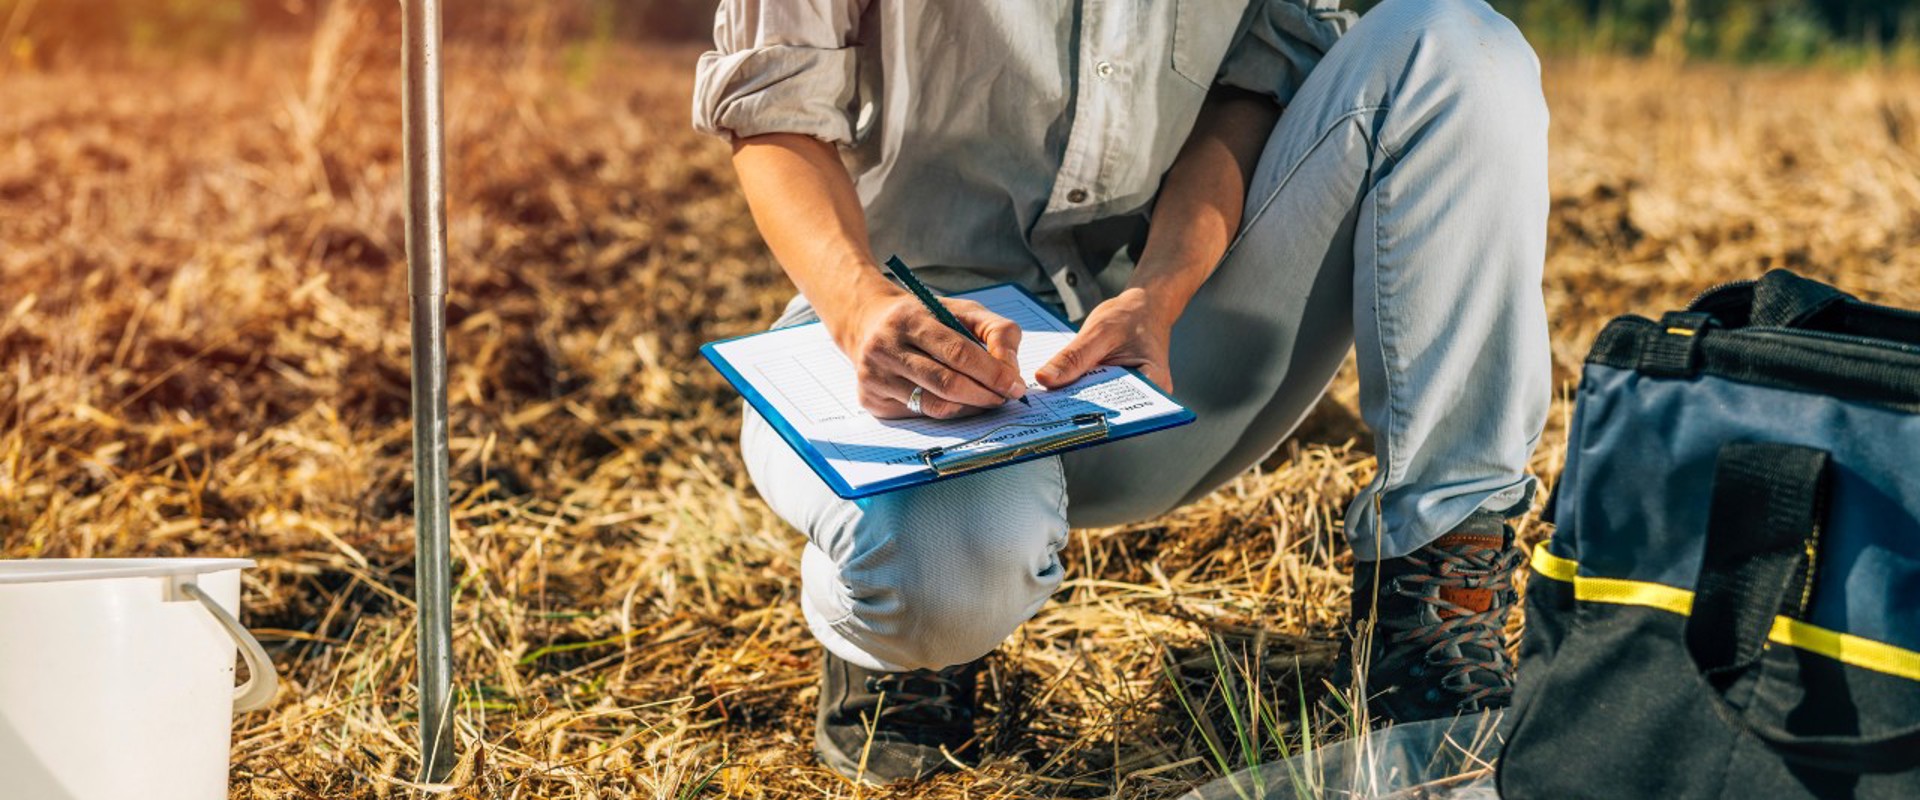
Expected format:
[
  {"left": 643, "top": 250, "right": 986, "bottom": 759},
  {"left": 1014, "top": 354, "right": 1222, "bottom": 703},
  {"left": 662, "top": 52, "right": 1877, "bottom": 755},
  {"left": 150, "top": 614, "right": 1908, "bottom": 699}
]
[{"left": 0, "top": 559, "right": 280, "bottom": 800}]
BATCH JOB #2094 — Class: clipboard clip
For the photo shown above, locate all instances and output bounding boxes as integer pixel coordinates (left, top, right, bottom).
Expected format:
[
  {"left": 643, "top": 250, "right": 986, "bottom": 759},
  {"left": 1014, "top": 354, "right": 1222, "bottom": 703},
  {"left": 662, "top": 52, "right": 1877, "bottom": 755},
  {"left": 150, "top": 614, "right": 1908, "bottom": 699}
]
[{"left": 916, "top": 412, "right": 1112, "bottom": 477}]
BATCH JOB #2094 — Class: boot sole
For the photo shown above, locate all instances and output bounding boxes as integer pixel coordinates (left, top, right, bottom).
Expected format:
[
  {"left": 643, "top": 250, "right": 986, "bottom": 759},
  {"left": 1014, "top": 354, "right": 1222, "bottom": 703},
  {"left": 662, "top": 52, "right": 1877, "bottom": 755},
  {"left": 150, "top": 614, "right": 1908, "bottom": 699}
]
[{"left": 814, "top": 725, "right": 955, "bottom": 786}]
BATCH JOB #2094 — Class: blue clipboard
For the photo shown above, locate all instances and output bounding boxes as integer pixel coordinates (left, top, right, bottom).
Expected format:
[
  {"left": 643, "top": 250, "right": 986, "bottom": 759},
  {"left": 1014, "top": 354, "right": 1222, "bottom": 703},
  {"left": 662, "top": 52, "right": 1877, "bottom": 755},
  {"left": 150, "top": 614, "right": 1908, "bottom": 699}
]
[{"left": 700, "top": 283, "right": 1196, "bottom": 499}]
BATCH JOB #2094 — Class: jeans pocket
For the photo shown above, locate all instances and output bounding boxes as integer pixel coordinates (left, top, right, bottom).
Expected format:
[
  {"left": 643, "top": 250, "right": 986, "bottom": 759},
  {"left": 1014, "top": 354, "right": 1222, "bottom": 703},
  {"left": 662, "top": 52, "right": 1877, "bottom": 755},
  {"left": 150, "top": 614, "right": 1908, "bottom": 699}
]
[{"left": 1171, "top": 0, "right": 1247, "bottom": 87}]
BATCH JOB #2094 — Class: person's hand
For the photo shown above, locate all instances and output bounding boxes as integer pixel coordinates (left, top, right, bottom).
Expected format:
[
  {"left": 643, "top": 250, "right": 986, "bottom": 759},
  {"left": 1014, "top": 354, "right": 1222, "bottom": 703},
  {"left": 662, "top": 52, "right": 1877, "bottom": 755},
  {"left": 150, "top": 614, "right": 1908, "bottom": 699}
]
[
  {"left": 831, "top": 285, "right": 1026, "bottom": 419},
  {"left": 1036, "top": 287, "right": 1175, "bottom": 392}
]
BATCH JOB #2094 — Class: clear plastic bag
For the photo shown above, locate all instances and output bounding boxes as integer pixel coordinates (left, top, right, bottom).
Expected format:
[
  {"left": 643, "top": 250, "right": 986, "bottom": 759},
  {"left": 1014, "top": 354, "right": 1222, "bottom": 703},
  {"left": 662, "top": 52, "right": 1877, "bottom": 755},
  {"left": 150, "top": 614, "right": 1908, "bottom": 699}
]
[{"left": 1179, "top": 711, "right": 1504, "bottom": 800}]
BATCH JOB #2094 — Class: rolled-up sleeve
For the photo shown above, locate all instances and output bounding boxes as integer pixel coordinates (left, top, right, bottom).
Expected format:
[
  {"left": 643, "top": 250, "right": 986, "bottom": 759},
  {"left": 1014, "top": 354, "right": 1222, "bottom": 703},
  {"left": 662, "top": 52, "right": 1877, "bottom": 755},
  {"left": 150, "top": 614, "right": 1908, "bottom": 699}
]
[
  {"left": 1215, "top": 0, "right": 1353, "bottom": 105},
  {"left": 692, "top": 0, "right": 868, "bottom": 144}
]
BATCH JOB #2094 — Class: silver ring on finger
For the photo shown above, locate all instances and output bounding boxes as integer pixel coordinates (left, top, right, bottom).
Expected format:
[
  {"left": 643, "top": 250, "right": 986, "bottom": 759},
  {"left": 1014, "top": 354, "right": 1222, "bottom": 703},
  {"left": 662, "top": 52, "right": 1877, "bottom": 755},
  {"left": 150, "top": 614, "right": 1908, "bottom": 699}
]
[{"left": 906, "top": 386, "right": 925, "bottom": 416}]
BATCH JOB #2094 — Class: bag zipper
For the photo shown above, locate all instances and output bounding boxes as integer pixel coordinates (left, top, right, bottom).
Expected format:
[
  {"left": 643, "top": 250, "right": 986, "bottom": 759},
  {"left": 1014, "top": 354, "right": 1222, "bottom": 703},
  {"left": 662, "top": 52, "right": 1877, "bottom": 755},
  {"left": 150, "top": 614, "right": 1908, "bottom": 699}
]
[
  {"left": 1684, "top": 278, "right": 1920, "bottom": 353},
  {"left": 1686, "top": 278, "right": 1757, "bottom": 310},
  {"left": 1741, "top": 326, "right": 1920, "bottom": 357}
]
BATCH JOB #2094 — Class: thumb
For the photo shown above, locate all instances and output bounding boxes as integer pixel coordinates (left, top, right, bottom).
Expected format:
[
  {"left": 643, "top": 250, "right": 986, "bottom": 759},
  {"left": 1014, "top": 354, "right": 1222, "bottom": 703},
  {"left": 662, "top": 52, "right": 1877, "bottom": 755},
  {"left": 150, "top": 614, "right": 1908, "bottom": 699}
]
[
  {"left": 1142, "top": 362, "right": 1174, "bottom": 394},
  {"left": 1037, "top": 332, "right": 1107, "bottom": 389}
]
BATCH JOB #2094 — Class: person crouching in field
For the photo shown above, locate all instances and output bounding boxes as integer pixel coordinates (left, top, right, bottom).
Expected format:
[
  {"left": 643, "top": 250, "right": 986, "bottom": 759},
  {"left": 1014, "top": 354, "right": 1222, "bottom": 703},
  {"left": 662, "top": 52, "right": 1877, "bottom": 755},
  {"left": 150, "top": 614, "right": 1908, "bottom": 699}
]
[{"left": 693, "top": 0, "right": 1548, "bottom": 783}]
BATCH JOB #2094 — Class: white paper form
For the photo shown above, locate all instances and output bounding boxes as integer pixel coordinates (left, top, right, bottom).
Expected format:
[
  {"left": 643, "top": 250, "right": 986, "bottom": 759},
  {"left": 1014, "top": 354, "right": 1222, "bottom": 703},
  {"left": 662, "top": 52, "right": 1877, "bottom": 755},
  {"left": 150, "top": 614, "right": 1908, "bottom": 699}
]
[{"left": 708, "top": 285, "right": 1188, "bottom": 492}]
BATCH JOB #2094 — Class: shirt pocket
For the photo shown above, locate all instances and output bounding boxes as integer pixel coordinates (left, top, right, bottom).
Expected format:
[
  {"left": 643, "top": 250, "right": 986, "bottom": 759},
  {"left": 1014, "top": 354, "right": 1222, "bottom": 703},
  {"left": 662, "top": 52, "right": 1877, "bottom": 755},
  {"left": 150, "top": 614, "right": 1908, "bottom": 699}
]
[{"left": 1171, "top": 0, "right": 1250, "bottom": 88}]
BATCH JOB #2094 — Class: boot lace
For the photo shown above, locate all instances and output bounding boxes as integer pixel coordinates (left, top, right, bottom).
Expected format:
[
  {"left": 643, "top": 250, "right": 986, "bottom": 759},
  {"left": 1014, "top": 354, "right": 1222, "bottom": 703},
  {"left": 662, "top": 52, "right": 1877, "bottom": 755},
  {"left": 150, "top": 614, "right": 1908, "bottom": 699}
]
[
  {"left": 863, "top": 666, "right": 972, "bottom": 725},
  {"left": 1383, "top": 538, "right": 1526, "bottom": 707}
]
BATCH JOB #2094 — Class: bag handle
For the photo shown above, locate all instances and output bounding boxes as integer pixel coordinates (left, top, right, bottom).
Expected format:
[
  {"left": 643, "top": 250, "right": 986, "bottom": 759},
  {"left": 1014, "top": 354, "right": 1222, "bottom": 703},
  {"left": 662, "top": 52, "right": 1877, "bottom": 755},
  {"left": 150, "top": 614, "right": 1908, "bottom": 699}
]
[
  {"left": 1749, "top": 270, "right": 1850, "bottom": 328},
  {"left": 1685, "top": 442, "right": 1920, "bottom": 774},
  {"left": 177, "top": 581, "right": 281, "bottom": 714},
  {"left": 1689, "top": 270, "right": 1920, "bottom": 347},
  {"left": 1686, "top": 270, "right": 1850, "bottom": 329}
]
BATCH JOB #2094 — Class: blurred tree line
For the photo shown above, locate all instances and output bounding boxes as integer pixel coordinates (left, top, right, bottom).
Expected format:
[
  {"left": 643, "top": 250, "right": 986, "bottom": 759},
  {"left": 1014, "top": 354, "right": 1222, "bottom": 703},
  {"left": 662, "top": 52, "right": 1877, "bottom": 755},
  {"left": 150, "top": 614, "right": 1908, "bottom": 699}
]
[
  {"left": 0, "top": 0, "right": 714, "bottom": 65},
  {"left": 2, "top": 0, "right": 1917, "bottom": 67},
  {"left": 1477, "top": 0, "right": 1920, "bottom": 62}
]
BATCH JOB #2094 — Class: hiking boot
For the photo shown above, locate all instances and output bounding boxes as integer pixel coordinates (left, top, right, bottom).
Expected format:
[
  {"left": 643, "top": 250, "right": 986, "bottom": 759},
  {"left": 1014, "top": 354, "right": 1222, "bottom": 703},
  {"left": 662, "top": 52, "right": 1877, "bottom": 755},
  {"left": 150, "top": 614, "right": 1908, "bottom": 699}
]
[
  {"left": 815, "top": 651, "right": 982, "bottom": 784},
  {"left": 1336, "top": 514, "right": 1525, "bottom": 725}
]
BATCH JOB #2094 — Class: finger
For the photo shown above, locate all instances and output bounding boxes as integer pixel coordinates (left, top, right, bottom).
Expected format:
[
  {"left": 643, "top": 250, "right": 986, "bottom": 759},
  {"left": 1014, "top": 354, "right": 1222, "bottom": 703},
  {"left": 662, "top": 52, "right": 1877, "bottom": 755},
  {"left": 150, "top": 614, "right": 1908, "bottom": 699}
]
[
  {"left": 864, "top": 391, "right": 978, "bottom": 420},
  {"left": 949, "top": 302, "right": 1025, "bottom": 374},
  {"left": 857, "top": 344, "right": 975, "bottom": 407},
  {"left": 865, "top": 374, "right": 991, "bottom": 420},
  {"left": 862, "top": 393, "right": 915, "bottom": 419},
  {"left": 854, "top": 362, "right": 914, "bottom": 417},
  {"left": 898, "top": 329, "right": 1023, "bottom": 404},
  {"left": 917, "top": 392, "right": 980, "bottom": 420},
  {"left": 887, "top": 348, "right": 1008, "bottom": 408},
  {"left": 981, "top": 323, "right": 1026, "bottom": 397},
  {"left": 920, "top": 309, "right": 1026, "bottom": 398},
  {"left": 1036, "top": 328, "right": 1115, "bottom": 388}
]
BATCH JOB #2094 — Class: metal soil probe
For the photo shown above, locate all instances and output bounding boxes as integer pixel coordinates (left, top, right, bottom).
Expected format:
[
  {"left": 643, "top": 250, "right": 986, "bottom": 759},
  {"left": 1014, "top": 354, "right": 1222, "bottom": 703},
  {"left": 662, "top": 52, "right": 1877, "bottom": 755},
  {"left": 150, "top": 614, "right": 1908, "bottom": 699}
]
[{"left": 402, "top": 0, "right": 455, "bottom": 782}]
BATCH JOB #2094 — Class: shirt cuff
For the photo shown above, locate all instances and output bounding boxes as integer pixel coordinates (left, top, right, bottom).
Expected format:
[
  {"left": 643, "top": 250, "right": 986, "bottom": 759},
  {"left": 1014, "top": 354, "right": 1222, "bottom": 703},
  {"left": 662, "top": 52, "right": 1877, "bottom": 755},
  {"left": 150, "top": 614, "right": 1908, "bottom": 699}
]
[
  {"left": 1215, "top": 0, "right": 1353, "bottom": 105},
  {"left": 693, "top": 44, "right": 860, "bottom": 145}
]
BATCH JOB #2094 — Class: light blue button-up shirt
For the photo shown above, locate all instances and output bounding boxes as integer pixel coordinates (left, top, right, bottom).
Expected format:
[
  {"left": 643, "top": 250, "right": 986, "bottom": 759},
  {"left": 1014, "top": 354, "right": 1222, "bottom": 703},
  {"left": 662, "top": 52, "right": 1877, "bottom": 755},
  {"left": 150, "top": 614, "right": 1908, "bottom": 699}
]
[{"left": 694, "top": 0, "right": 1351, "bottom": 320}]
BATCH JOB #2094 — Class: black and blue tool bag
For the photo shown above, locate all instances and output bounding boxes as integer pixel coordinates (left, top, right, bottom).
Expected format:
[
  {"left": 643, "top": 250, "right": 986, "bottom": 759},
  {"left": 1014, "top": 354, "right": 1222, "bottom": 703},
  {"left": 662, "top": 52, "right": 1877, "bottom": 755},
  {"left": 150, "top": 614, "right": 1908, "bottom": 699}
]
[{"left": 1499, "top": 270, "right": 1920, "bottom": 799}]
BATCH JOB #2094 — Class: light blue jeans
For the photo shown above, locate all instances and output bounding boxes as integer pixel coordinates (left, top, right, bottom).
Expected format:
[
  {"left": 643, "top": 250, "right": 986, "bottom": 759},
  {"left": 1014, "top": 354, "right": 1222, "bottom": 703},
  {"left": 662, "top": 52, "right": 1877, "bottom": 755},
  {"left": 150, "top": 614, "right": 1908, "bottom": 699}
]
[{"left": 741, "top": 0, "right": 1550, "bottom": 672}]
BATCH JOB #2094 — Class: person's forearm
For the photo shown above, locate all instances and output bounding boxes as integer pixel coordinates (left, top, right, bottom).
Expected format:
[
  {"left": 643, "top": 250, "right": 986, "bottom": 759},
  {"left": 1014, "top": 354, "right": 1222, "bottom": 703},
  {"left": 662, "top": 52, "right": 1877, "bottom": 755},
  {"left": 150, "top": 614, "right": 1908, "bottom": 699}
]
[
  {"left": 1130, "top": 87, "right": 1282, "bottom": 325},
  {"left": 729, "top": 132, "right": 1025, "bottom": 416},
  {"left": 730, "top": 133, "right": 899, "bottom": 340}
]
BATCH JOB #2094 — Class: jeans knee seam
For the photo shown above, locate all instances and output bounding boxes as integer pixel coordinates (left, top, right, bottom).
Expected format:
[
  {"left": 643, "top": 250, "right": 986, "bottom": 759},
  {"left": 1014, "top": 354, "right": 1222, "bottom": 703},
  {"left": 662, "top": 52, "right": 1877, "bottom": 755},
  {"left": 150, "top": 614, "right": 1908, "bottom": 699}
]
[
  {"left": 1050, "top": 458, "right": 1069, "bottom": 553},
  {"left": 823, "top": 605, "right": 859, "bottom": 632},
  {"left": 1368, "top": 149, "right": 1412, "bottom": 492},
  {"left": 815, "top": 503, "right": 867, "bottom": 629},
  {"left": 1221, "top": 104, "right": 1390, "bottom": 269}
]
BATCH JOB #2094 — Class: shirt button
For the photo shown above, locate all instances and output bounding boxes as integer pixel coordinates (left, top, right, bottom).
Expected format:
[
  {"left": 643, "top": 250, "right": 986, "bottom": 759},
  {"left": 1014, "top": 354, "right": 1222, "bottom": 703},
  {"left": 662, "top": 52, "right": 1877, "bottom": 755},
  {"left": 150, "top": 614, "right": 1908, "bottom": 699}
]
[
  {"left": 1064, "top": 272, "right": 1080, "bottom": 287},
  {"left": 1066, "top": 188, "right": 1088, "bottom": 203},
  {"left": 1095, "top": 61, "right": 1115, "bottom": 78}
]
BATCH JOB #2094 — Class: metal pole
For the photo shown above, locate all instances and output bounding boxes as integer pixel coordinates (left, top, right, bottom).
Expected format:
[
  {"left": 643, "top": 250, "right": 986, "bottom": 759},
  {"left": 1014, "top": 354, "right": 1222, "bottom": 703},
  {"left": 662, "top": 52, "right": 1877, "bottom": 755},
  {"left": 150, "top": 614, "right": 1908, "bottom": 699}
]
[{"left": 402, "top": 0, "right": 455, "bottom": 782}]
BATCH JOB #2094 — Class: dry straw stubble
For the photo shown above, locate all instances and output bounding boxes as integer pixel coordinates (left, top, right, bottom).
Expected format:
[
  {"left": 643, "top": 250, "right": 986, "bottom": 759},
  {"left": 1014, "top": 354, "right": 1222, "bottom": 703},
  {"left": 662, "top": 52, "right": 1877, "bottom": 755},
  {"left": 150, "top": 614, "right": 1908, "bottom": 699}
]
[{"left": 2, "top": 19, "right": 1918, "bottom": 800}]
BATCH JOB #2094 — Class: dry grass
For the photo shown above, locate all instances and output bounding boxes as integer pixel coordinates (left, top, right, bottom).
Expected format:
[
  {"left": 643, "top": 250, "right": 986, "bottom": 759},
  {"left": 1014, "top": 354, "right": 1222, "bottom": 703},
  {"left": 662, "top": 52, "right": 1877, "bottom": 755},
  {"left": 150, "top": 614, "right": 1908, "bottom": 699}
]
[{"left": 4, "top": 14, "right": 1920, "bottom": 799}]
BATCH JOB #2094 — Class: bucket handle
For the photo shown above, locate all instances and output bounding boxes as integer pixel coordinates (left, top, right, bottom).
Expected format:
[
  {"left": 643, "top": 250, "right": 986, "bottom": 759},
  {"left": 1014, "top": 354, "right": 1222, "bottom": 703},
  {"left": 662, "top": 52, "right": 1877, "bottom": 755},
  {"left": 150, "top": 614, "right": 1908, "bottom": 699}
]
[{"left": 178, "top": 582, "right": 281, "bottom": 714}]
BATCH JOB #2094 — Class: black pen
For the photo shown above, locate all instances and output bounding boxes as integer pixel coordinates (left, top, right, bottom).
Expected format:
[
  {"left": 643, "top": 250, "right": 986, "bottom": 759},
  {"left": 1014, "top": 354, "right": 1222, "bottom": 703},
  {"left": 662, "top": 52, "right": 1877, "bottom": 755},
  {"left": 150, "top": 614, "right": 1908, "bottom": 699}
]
[{"left": 883, "top": 255, "right": 1031, "bottom": 406}]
